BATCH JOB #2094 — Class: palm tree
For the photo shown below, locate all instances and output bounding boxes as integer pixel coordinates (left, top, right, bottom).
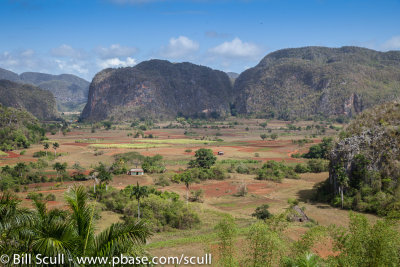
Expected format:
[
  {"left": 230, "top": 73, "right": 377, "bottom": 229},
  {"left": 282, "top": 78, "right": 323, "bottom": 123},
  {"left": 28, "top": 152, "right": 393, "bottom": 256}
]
[
  {"left": 94, "top": 163, "right": 113, "bottom": 192},
  {"left": 43, "top": 142, "right": 49, "bottom": 156},
  {"left": 53, "top": 162, "right": 67, "bottom": 181},
  {"left": 52, "top": 142, "right": 59, "bottom": 157},
  {"left": 0, "top": 192, "right": 33, "bottom": 255},
  {"left": 130, "top": 182, "right": 149, "bottom": 219},
  {"left": 1, "top": 186, "right": 152, "bottom": 265},
  {"left": 14, "top": 162, "right": 29, "bottom": 178},
  {"left": 180, "top": 172, "right": 193, "bottom": 205},
  {"left": 336, "top": 165, "right": 349, "bottom": 209}
]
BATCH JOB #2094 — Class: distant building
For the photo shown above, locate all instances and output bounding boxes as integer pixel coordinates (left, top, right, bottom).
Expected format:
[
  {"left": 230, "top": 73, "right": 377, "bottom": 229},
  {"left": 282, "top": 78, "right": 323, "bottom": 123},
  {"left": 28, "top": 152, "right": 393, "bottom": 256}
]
[
  {"left": 218, "top": 151, "right": 224, "bottom": 155},
  {"left": 127, "top": 168, "right": 144, "bottom": 175}
]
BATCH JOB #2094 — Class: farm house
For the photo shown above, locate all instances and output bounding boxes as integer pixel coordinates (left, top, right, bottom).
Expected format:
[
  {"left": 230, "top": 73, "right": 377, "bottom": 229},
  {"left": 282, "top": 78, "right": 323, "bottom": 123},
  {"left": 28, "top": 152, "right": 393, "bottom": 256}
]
[{"left": 127, "top": 168, "right": 144, "bottom": 175}]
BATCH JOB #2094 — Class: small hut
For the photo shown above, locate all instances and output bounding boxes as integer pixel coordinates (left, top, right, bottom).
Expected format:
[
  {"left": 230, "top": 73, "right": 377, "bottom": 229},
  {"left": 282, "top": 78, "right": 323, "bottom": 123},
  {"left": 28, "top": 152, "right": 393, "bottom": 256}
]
[{"left": 127, "top": 168, "right": 144, "bottom": 176}]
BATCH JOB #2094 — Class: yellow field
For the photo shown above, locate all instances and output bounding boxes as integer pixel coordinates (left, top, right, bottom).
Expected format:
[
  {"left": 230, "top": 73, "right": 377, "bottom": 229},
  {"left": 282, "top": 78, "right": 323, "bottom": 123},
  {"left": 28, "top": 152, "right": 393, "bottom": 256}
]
[
  {"left": 135, "top": 138, "right": 217, "bottom": 144},
  {"left": 89, "top": 143, "right": 169, "bottom": 149}
]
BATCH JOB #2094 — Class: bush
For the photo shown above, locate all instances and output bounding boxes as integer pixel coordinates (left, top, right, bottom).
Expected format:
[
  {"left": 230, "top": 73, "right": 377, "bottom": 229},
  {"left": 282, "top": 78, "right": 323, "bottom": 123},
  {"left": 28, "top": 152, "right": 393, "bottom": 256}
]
[
  {"left": 256, "top": 161, "right": 299, "bottom": 182},
  {"left": 252, "top": 204, "right": 272, "bottom": 220},
  {"left": 142, "top": 155, "right": 166, "bottom": 173},
  {"left": 154, "top": 175, "right": 170, "bottom": 187},
  {"left": 294, "top": 163, "right": 310, "bottom": 173},
  {"left": 307, "top": 159, "right": 329, "bottom": 173},
  {"left": 101, "top": 187, "right": 200, "bottom": 231},
  {"left": 302, "top": 137, "right": 333, "bottom": 159}
]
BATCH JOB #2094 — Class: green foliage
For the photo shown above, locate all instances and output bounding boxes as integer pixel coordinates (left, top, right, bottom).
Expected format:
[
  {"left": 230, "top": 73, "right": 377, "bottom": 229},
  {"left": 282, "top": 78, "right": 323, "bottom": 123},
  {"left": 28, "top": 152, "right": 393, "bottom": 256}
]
[
  {"left": 188, "top": 148, "right": 217, "bottom": 169},
  {"left": 307, "top": 159, "right": 329, "bottom": 173},
  {"left": 256, "top": 161, "right": 299, "bottom": 182},
  {"left": 302, "top": 137, "right": 333, "bottom": 159},
  {"left": 0, "top": 105, "right": 46, "bottom": 151},
  {"left": 252, "top": 204, "right": 272, "bottom": 220},
  {"left": 270, "top": 133, "right": 278, "bottom": 140},
  {"left": 142, "top": 154, "right": 166, "bottom": 173},
  {"left": 329, "top": 212, "right": 400, "bottom": 266},
  {"left": 260, "top": 133, "right": 268, "bottom": 140},
  {"left": 245, "top": 221, "right": 287, "bottom": 267},
  {"left": 215, "top": 215, "right": 238, "bottom": 267},
  {"left": 101, "top": 186, "right": 199, "bottom": 231}
]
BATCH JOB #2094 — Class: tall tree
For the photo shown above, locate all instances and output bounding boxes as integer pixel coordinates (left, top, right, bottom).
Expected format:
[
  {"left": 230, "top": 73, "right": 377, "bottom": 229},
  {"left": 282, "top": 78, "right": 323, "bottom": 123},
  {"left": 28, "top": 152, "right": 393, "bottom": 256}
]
[
  {"left": 188, "top": 148, "right": 216, "bottom": 169},
  {"left": 53, "top": 162, "right": 67, "bottom": 181},
  {"left": 52, "top": 142, "right": 59, "bottom": 157},
  {"left": 43, "top": 142, "right": 49, "bottom": 156},
  {"left": 14, "top": 162, "right": 29, "bottom": 178},
  {"left": 130, "top": 182, "right": 149, "bottom": 219}
]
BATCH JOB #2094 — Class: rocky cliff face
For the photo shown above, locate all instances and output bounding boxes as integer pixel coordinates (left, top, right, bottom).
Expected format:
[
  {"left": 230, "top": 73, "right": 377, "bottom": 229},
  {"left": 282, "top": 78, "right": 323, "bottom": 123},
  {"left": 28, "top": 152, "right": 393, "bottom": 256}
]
[
  {"left": 234, "top": 46, "right": 400, "bottom": 119},
  {"left": 0, "top": 79, "right": 58, "bottom": 120},
  {"left": 328, "top": 101, "right": 400, "bottom": 213},
  {"left": 81, "top": 60, "right": 234, "bottom": 121}
]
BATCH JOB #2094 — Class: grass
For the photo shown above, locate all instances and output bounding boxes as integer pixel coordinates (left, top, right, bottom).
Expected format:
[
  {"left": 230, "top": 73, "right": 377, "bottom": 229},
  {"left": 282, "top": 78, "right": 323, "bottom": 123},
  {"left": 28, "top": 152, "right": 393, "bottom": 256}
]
[
  {"left": 0, "top": 151, "right": 8, "bottom": 156},
  {"left": 147, "top": 226, "right": 251, "bottom": 249},
  {"left": 75, "top": 139, "right": 103, "bottom": 143},
  {"left": 135, "top": 139, "right": 217, "bottom": 144},
  {"left": 89, "top": 143, "right": 169, "bottom": 149}
]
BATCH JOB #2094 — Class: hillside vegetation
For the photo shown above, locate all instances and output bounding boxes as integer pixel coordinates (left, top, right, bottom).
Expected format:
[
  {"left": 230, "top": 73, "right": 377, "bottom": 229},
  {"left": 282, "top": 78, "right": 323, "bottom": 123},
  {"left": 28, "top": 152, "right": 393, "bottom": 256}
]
[
  {"left": 326, "top": 101, "right": 400, "bottom": 215},
  {"left": 0, "top": 79, "right": 58, "bottom": 120},
  {"left": 81, "top": 59, "right": 234, "bottom": 121},
  {"left": 0, "top": 104, "right": 46, "bottom": 151},
  {"left": 234, "top": 46, "right": 400, "bottom": 120},
  {"left": 0, "top": 68, "right": 89, "bottom": 112}
]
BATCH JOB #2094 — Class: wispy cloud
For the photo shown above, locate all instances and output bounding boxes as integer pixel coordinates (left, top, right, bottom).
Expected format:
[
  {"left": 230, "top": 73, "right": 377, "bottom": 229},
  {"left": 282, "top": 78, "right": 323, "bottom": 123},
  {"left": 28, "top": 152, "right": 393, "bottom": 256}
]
[
  {"left": 381, "top": 36, "right": 400, "bottom": 51},
  {"left": 160, "top": 36, "right": 199, "bottom": 59},
  {"left": 205, "top": 31, "right": 231, "bottom": 39},
  {"left": 51, "top": 44, "right": 86, "bottom": 59},
  {"left": 95, "top": 44, "right": 138, "bottom": 59}
]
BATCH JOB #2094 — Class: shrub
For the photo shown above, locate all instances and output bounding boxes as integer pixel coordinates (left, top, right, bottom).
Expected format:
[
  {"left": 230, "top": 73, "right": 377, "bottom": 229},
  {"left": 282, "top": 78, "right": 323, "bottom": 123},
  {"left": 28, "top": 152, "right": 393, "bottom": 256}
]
[
  {"left": 307, "top": 159, "right": 329, "bottom": 173},
  {"left": 294, "top": 163, "right": 311, "bottom": 173},
  {"left": 154, "top": 175, "right": 170, "bottom": 187},
  {"left": 252, "top": 204, "right": 272, "bottom": 220},
  {"left": 256, "top": 161, "right": 299, "bottom": 182}
]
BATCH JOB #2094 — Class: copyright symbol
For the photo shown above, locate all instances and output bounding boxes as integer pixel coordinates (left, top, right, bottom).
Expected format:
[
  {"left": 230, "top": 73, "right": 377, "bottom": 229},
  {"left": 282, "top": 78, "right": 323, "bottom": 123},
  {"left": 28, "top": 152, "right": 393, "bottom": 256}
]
[{"left": 0, "top": 254, "right": 10, "bottom": 264}]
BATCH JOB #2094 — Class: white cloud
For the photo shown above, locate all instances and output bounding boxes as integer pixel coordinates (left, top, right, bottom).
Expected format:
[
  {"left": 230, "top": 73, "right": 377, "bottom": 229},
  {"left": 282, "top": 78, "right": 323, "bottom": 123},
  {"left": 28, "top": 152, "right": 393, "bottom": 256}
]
[
  {"left": 95, "top": 44, "right": 138, "bottom": 59},
  {"left": 55, "top": 59, "right": 89, "bottom": 75},
  {"left": 382, "top": 36, "right": 400, "bottom": 51},
  {"left": 209, "top": 37, "right": 262, "bottom": 58},
  {"left": 51, "top": 44, "right": 86, "bottom": 59},
  {"left": 160, "top": 36, "right": 199, "bottom": 59},
  {"left": 98, "top": 57, "right": 137, "bottom": 69}
]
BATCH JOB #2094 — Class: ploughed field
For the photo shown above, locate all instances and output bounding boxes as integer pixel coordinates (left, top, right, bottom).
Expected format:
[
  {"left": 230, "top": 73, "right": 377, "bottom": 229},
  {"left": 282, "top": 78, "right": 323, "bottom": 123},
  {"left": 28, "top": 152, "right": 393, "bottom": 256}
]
[{"left": 0, "top": 118, "right": 378, "bottom": 261}]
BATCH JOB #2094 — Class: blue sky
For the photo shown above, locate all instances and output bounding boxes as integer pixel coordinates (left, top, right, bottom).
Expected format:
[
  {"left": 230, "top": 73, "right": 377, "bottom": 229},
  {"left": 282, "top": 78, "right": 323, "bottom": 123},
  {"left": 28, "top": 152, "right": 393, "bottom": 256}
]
[{"left": 0, "top": 0, "right": 399, "bottom": 80}]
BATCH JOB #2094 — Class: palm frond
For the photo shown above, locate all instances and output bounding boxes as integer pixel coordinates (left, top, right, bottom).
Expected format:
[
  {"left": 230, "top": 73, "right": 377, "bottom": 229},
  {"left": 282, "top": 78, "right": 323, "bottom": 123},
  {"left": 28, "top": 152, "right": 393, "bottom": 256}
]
[{"left": 93, "top": 220, "right": 152, "bottom": 257}]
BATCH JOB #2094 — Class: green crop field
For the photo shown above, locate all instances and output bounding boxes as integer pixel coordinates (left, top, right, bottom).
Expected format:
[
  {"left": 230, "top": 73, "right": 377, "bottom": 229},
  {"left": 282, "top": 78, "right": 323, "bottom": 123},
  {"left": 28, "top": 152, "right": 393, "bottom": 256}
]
[
  {"left": 0, "top": 151, "right": 8, "bottom": 156},
  {"left": 135, "top": 138, "right": 216, "bottom": 144},
  {"left": 89, "top": 143, "right": 169, "bottom": 149}
]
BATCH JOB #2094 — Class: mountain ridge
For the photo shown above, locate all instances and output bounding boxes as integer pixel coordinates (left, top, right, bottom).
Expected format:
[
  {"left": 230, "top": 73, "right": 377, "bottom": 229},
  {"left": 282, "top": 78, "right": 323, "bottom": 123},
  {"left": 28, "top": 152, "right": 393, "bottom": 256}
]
[
  {"left": 81, "top": 59, "right": 234, "bottom": 121},
  {"left": 233, "top": 46, "right": 400, "bottom": 120},
  {"left": 0, "top": 68, "right": 89, "bottom": 112}
]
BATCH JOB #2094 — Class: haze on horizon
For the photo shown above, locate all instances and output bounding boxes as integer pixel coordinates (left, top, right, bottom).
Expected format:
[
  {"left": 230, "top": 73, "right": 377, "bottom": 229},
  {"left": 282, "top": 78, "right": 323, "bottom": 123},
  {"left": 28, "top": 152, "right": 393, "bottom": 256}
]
[{"left": 0, "top": 0, "right": 399, "bottom": 80}]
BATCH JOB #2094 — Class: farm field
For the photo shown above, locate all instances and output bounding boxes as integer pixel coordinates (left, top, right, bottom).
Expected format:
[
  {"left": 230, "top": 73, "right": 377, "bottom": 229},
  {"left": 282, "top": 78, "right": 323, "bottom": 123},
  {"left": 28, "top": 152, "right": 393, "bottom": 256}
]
[{"left": 0, "top": 118, "right": 379, "bottom": 264}]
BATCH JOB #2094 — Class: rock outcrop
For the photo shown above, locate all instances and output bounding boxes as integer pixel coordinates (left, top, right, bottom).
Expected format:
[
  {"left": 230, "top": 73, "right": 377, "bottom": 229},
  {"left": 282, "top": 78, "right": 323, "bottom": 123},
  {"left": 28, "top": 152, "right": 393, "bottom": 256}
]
[
  {"left": 81, "top": 60, "right": 234, "bottom": 121},
  {"left": 234, "top": 46, "right": 400, "bottom": 119}
]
